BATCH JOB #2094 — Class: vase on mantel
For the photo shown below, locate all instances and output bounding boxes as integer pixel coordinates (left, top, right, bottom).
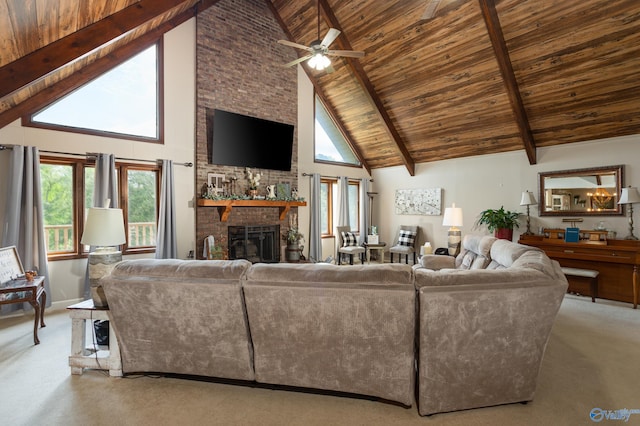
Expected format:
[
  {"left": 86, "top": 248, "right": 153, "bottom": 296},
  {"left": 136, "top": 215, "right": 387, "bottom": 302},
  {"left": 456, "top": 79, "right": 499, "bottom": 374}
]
[{"left": 247, "top": 189, "right": 258, "bottom": 199}]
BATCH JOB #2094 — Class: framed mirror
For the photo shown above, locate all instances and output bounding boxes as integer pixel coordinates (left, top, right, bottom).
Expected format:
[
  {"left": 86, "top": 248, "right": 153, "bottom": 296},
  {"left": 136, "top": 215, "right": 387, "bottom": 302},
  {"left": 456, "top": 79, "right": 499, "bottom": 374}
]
[{"left": 539, "top": 165, "right": 624, "bottom": 216}]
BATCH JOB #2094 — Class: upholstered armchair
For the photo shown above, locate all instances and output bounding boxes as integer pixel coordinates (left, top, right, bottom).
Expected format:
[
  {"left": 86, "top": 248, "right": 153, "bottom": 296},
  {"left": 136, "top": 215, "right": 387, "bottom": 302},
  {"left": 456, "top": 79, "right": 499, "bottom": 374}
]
[
  {"left": 336, "top": 225, "right": 365, "bottom": 265},
  {"left": 389, "top": 225, "right": 419, "bottom": 264}
]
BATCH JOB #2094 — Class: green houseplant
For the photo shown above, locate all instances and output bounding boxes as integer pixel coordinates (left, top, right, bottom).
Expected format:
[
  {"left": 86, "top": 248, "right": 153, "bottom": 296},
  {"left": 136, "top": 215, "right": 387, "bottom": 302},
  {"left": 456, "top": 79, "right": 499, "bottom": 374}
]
[
  {"left": 283, "top": 228, "right": 304, "bottom": 262},
  {"left": 475, "top": 206, "right": 521, "bottom": 241}
]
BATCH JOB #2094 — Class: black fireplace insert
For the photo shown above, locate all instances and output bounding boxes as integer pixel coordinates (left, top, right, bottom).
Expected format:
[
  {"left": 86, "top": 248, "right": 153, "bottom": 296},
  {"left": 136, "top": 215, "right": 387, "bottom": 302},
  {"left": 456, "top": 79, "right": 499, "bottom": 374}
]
[{"left": 228, "top": 225, "right": 280, "bottom": 263}]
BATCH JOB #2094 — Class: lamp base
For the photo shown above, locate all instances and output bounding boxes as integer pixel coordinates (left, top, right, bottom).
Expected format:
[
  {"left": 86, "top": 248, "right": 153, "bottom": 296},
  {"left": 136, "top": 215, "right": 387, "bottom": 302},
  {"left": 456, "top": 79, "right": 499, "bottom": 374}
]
[
  {"left": 88, "top": 250, "right": 122, "bottom": 307},
  {"left": 447, "top": 228, "right": 461, "bottom": 256}
]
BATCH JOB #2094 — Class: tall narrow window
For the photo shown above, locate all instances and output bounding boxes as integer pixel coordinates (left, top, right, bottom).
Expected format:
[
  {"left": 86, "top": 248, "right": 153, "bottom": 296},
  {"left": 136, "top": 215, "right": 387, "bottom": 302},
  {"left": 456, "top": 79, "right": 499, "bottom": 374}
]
[
  {"left": 315, "top": 95, "right": 360, "bottom": 166},
  {"left": 27, "top": 43, "right": 162, "bottom": 142},
  {"left": 126, "top": 169, "right": 158, "bottom": 248},
  {"left": 41, "top": 162, "right": 75, "bottom": 254}
]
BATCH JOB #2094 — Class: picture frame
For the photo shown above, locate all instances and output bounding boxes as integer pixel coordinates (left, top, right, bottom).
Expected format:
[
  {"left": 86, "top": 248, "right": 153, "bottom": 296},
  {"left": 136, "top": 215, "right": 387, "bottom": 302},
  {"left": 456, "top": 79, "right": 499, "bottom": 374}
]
[
  {"left": 207, "top": 173, "right": 226, "bottom": 196},
  {"left": 0, "top": 246, "right": 25, "bottom": 284},
  {"left": 276, "top": 182, "right": 291, "bottom": 198},
  {"left": 394, "top": 188, "right": 442, "bottom": 216}
]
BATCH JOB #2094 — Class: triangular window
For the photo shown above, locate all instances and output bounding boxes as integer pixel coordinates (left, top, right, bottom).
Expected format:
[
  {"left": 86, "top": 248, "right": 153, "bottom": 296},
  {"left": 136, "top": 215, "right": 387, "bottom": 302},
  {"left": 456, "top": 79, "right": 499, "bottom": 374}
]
[
  {"left": 27, "top": 43, "right": 161, "bottom": 142},
  {"left": 314, "top": 95, "right": 360, "bottom": 166}
]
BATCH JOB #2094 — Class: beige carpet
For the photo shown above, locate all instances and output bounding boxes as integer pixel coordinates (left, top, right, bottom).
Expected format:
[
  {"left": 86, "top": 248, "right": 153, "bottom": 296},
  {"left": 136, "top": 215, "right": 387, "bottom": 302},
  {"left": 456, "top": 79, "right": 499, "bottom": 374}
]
[{"left": 1, "top": 294, "right": 639, "bottom": 426}]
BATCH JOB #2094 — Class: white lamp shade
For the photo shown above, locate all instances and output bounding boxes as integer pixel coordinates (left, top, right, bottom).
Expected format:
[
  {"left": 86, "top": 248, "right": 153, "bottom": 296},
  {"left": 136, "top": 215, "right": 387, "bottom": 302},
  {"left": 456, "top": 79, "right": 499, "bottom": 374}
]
[
  {"left": 618, "top": 186, "right": 640, "bottom": 205},
  {"left": 81, "top": 207, "right": 126, "bottom": 247},
  {"left": 520, "top": 191, "right": 537, "bottom": 206},
  {"left": 442, "top": 203, "right": 463, "bottom": 227}
]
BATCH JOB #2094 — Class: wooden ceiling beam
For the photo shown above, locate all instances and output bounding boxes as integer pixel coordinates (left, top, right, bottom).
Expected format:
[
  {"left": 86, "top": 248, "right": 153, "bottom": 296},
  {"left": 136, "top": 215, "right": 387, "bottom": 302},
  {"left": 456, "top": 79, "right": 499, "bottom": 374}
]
[
  {"left": 478, "top": 0, "right": 537, "bottom": 165},
  {"left": 0, "top": 8, "right": 195, "bottom": 130},
  {"left": 319, "top": 0, "right": 415, "bottom": 176},
  {"left": 265, "top": 0, "right": 372, "bottom": 175},
  {"left": 0, "top": 0, "right": 200, "bottom": 100}
]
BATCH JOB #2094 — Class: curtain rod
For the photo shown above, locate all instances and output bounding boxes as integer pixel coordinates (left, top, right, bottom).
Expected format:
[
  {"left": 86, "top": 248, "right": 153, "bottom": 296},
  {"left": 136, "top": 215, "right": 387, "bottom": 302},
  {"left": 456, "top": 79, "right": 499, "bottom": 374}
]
[
  {"left": 302, "top": 172, "right": 373, "bottom": 182},
  {"left": 0, "top": 145, "right": 193, "bottom": 167}
]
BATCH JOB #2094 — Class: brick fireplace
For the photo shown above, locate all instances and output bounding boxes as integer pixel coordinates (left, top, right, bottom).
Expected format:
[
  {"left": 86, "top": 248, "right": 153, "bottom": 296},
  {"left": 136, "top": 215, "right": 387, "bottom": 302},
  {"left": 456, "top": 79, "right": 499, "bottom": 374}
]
[{"left": 194, "top": 0, "right": 298, "bottom": 259}]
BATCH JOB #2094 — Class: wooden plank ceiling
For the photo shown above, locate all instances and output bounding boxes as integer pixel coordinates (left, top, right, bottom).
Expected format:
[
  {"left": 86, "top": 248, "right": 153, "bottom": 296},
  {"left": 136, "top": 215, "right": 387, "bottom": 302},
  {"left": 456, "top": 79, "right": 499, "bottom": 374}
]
[{"left": 1, "top": 0, "right": 639, "bottom": 176}]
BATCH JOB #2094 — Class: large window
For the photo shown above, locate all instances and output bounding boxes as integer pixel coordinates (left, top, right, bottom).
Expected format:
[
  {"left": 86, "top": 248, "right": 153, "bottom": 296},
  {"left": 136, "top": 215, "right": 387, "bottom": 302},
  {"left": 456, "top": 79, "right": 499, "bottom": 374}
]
[
  {"left": 25, "top": 43, "right": 163, "bottom": 143},
  {"left": 315, "top": 95, "right": 360, "bottom": 166},
  {"left": 40, "top": 157, "right": 159, "bottom": 260},
  {"left": 320, "top": 178, "right": 360, "bottom": 237}
]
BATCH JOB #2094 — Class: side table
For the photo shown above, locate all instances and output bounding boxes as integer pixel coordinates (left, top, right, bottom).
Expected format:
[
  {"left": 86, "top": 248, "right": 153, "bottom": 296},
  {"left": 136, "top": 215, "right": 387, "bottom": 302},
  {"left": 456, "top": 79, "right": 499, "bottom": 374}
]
[
  {"left": 364, "top": 242, "right": 387, "bottom": 264},
  {"left": 67, "top": 299, "right": 122, "bottom": 377},
  {"left": 0, "top": 276, "right": 46, "bottom": 344}
]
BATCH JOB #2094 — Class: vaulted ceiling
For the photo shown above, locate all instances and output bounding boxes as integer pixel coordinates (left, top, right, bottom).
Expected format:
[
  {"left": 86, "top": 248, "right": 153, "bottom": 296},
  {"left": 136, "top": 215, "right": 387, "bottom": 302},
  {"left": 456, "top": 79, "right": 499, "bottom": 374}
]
[{"left": 1, "top": 0, "right": 639, "bottom": 176}]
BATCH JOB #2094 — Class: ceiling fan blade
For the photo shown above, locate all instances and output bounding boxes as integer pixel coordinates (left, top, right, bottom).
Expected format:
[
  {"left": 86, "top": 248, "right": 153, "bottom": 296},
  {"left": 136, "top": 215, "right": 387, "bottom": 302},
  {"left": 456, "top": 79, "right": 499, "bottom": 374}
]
[
  {"left": 327, "top": 50, "right": 365, "bottom": 58},
  {"left": 278, "top": 39, "right": 312, "bottom": 51},
  {"left": 321, "top": 28, "right": 341, "bottom": 48},
  {"left": 283, "top": 54, "right": 312, "bottom": 68}
]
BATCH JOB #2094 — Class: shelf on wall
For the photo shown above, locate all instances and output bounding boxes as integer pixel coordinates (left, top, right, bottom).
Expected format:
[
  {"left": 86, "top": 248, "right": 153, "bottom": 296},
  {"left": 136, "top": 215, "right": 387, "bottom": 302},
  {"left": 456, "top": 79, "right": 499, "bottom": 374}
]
[{"left": 197, "top": 199, "right": 307, "bottom": 222}]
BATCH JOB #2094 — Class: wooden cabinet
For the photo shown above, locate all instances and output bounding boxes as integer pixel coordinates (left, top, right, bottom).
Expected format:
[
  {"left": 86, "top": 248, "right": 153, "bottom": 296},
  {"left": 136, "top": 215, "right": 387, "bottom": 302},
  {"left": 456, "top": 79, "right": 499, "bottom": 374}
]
[{"left": 519, "top": 235, "right": 640, "bottom": 308}]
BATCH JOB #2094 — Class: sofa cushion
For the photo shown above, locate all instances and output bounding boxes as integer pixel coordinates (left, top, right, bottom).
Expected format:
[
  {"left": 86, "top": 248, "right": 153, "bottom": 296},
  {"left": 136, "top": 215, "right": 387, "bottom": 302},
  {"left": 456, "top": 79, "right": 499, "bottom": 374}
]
[
  {"left": 454, "top": 235, "right": 496, "bottom": 270},
  {"left": 341, "top": 231, "right": 358, "bottom": 247},
  {"left": 398, "top": 229, "right": 416, "bottom": 246},
  {"left": 487, "top": 239, "right": 535, "bottom": 269}
]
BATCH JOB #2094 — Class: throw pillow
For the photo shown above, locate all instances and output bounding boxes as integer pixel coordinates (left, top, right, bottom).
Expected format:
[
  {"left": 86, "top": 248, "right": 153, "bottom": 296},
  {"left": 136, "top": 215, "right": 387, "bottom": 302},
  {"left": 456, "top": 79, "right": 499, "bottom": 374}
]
[
  {"left": 398, "top": 230, "right": 416, "bottom": 246},
  {"left": 341, "top": 231, "right": 358, "bottom": 247}
]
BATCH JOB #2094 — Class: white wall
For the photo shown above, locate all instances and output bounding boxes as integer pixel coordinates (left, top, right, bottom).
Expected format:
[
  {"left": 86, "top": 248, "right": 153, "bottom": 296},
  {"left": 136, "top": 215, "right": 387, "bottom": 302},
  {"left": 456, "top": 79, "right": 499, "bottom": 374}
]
[{"left": 0, "top": 19, "right": 197, "bottom": 309}]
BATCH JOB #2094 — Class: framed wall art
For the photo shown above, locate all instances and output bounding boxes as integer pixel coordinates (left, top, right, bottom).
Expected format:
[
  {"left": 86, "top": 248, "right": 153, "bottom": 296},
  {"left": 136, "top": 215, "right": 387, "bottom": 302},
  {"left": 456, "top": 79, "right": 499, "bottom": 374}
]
[{"left": 394, "top": 188, "right": 442, "bottom": 216}]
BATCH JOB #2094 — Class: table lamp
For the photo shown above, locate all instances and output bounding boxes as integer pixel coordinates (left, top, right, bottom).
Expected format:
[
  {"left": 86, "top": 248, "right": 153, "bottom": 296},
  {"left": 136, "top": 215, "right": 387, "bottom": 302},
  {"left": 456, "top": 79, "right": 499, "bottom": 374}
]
[
  {"left": 81, "top": 206, "right": 126, "bottom": 307},
  {"left": 442, "top": 203, "right": 463, "bottom": 256},
  {"left": 618, "top": 186, "right": 640, "bottom": 240},
  {"left": 520, "top": 191, "right": 537, "bottom": 235}
]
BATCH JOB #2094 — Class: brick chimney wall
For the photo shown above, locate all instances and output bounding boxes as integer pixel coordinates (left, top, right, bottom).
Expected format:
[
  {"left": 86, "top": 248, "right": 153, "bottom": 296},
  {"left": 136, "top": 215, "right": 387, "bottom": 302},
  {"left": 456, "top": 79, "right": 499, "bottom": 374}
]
[{"left": 195, "top": 0, "right": 298, "bottom": 259}]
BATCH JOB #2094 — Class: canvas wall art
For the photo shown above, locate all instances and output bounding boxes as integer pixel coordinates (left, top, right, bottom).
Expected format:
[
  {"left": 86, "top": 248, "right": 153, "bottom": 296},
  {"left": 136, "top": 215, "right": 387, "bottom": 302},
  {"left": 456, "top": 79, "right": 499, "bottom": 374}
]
[{"left": 394, "top": 188, "right": 442, "bottom": 216}]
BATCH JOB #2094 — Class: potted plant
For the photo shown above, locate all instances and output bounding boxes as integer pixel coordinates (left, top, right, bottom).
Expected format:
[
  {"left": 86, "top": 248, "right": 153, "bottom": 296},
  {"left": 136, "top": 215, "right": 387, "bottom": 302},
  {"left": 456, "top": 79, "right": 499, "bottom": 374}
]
[
  {"left": 283, "top": 228, "right": 304, "bottom": 262},
  {"left": 475, "top": 206, "right": 521, "bottom": 241}
]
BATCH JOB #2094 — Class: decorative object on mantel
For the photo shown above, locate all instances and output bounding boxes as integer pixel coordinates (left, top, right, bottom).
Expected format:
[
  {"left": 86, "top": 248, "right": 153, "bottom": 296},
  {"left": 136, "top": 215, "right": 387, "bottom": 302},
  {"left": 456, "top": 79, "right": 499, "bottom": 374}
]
[
  {"left": 395, "top": 188, "right": 442, "bottom": 215},
  {"left": 245, "top": 168, "right": 261, "bottom": 198},
  {"left": 520, "top": 191, "right": 537, "bottom": 235},
  {"left": 618, "top": 186, "right": 640, "bottom": 240},
  {"left": 442, "top": 203, "right": 463, "bottom": 256},
  {"left": 267, "top": 184, "right": 276, "bottom": 199},
  {"left": 475, "top": 206, "right": 520, "bottom": 241}
]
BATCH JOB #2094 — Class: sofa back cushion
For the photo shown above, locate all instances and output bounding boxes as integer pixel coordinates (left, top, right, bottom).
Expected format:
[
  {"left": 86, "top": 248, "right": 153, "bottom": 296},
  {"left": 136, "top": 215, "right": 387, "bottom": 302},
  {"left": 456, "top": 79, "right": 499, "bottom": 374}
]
[
  {"left": 486, "top": 239, "right": 535, "bottom": 269},
  {"left": 242, "top": 263, "right": 416, "bottom": 406},
  {"left": 455, "top": 234, "right": 496, "bottom": 270}
]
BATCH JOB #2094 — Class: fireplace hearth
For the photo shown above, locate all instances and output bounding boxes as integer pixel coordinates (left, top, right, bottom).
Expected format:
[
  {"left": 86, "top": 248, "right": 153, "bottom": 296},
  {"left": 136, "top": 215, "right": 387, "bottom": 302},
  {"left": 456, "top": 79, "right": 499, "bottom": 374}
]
[{"left": 228, "top": 225, "right": 280, "bottom": 263}]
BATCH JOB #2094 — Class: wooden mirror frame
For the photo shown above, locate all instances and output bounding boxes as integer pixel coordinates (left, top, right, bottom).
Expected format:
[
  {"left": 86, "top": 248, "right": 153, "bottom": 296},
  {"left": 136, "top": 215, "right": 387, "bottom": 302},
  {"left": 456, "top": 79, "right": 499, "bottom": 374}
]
[{"left": 538, "top": 165, "right": 624, "bottom": 216}]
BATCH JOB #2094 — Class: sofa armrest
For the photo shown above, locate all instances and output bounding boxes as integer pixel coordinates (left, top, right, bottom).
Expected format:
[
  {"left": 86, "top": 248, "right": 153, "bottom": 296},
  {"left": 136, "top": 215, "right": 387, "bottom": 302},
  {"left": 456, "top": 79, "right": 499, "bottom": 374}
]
[{"left": 417, "top": 254, "right": 455, "bottom": 270}]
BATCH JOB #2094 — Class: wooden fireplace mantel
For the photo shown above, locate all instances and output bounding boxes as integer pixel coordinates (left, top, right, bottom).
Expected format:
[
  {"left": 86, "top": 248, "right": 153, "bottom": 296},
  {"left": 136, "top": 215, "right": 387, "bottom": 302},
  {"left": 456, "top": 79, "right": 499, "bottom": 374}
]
[{"left": 197, "top": 199, "right": 307, "bottom": 222}]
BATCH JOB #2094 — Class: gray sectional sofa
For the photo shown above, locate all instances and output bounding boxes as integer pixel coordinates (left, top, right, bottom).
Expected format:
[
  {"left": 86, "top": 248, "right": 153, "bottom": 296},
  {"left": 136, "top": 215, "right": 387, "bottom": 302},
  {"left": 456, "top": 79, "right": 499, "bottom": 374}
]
[{"left": 100, "top": 235, "right": 567, "bottom": 416}]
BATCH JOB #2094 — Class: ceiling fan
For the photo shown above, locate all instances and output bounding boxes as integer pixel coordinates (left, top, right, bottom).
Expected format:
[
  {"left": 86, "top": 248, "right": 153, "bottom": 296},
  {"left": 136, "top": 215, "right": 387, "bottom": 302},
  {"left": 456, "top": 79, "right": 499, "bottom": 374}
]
[{"left": 278, "top": 2, "right": 364, "bottom": 71}]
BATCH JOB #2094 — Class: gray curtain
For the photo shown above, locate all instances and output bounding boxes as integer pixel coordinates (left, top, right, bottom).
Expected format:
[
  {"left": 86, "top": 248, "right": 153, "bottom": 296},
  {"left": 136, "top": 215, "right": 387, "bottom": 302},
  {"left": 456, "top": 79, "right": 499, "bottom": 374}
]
[
  {"left": 1, "top": 146, "right": 51, "bottom": 313},
  {"left": 337, "top": 176, "right": 350, "bottom": 227},
  {"left": 84, "top": 153, "right": 118, "bottom": 299},
  {"left": 308, "top": 173, "right": 322, "bottom": 263},
  {"left": 155, "top": 160, "right": 177, "bottom": 259},
  {"left": 358, "top": 178, "right": 370, "bottom": 245}
]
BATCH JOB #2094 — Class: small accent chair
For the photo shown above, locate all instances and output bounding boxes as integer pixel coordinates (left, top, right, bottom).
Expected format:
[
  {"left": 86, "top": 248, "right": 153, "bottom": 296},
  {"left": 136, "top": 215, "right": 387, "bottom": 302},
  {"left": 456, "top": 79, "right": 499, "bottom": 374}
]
[
  {"left": 389, "top": 225, "right": 419, "bottom": 264},
  {"left": 336, "top": 226, "right": 365, "bottom": 265}
]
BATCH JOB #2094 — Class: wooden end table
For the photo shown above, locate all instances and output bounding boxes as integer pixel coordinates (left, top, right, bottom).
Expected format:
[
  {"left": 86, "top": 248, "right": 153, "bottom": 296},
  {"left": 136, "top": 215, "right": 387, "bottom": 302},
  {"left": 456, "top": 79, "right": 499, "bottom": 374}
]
[
  {"left": 0, "top": 276, "right": 46, "bottom": 344},
  {"left": 364, "top": 242, "right": 386, "bottom": 264},
  {"left": 67, "top": 299, "right": 122, "bottom": 377}
]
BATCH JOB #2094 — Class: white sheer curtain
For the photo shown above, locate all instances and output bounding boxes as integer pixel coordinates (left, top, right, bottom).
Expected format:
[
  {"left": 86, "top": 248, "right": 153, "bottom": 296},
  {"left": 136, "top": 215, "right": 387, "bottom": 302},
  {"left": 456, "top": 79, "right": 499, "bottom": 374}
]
[
  {"left": 1, "top": 146, "right": 51, "bottom": 313},
  {"left": 308, "top": 173, "right": 322, "bottom": 263},
  {"left": 358, "top": 178, "right": 370, "bottom": 245},
  {"left": 84, "top": 153, "right": 118, "bottom": 299},
  {"left": 155, "top": 160, "right": 177, "bottom": 259}
]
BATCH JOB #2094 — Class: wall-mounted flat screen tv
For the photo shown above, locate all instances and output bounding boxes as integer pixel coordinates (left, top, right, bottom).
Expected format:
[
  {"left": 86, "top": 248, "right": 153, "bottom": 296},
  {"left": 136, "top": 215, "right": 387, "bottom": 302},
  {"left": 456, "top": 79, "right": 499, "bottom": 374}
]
[{"left": 208, "top": 109, "right": 294, "bottom": 171}]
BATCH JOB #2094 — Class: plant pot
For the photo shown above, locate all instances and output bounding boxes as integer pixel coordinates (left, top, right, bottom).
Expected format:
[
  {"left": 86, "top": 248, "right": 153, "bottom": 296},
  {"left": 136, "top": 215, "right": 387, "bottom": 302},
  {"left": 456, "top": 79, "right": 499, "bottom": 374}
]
[
  {"left": 495, "top": 228, "right": 513, "bottom": 241},
  {"left": 285, "top": 243, "right": 301, "bottom": 262}
]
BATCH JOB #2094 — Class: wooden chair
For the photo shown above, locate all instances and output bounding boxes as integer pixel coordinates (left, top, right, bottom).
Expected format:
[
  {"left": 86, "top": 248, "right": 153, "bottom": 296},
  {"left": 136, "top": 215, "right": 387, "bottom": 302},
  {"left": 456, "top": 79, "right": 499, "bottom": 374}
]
[
  {"left": 336, "top": 226, "right": 365, "bottom": 265},
  {"left": 389, "top": 225, "right": 419, "bottom": 264}
]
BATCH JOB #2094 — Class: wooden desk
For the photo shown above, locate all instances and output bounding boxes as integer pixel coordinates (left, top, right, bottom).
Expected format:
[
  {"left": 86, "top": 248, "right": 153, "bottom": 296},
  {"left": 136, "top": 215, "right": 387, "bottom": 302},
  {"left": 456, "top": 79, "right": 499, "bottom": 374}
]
[
  {"left": 519, "top": 235, "right": 640, "bottom": 308},
  {"left": 0, "top": 276, "right": 46, "bottom": 344}
]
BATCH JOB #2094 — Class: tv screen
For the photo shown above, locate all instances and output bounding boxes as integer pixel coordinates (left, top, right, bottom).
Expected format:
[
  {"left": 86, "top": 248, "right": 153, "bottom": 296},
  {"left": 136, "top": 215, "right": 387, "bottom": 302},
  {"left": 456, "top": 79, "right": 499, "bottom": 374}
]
[{"left": 208, "top": 109, "right": 294, "bottom": 171}]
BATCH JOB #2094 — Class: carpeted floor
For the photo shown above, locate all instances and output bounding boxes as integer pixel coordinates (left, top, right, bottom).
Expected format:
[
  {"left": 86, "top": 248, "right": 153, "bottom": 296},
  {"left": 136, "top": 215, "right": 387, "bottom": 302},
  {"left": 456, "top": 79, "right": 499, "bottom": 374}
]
[{"left": 1, "top": 294, "right": 639, "bottom": 426}]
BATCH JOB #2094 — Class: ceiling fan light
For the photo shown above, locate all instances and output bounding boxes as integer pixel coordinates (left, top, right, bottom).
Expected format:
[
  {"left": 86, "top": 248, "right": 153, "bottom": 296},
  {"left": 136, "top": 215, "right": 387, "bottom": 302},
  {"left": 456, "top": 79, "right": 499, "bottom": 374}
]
[{"left": 308, "top": 53, "right": 330, "bottom": 70}]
